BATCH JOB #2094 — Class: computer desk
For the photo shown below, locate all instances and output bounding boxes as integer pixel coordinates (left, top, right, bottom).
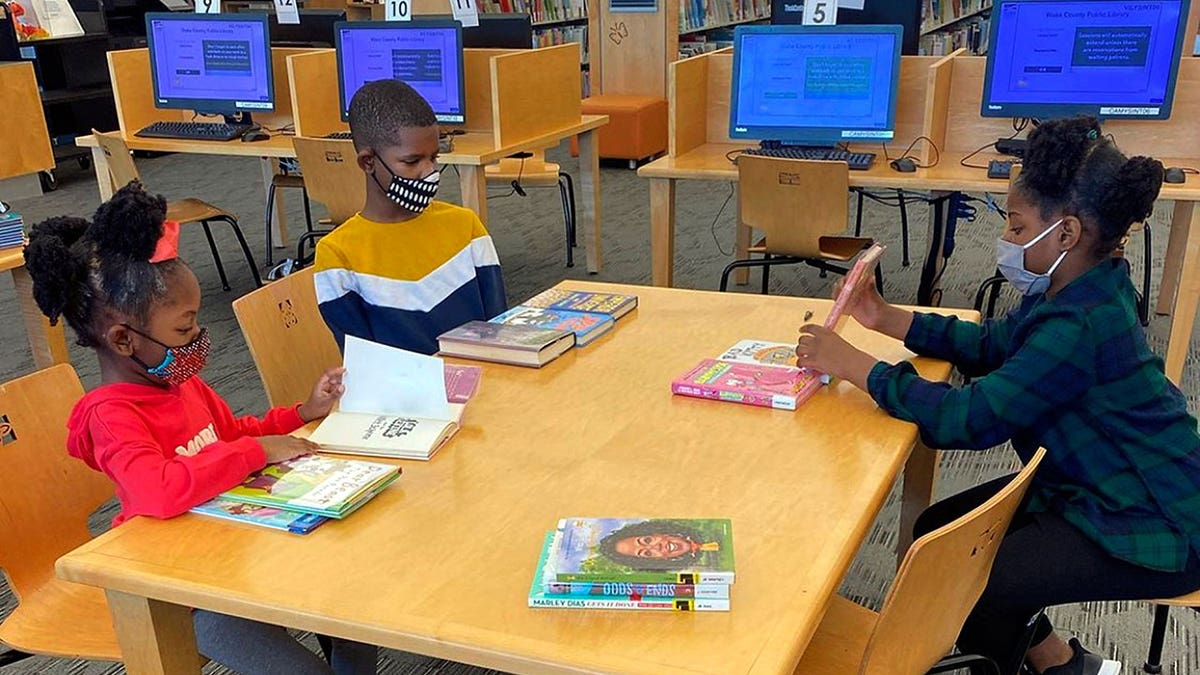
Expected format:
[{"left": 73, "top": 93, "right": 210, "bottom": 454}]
[
  {"left": 57, "top": 281, "right": 976, "bottom": 675},
  {"left": 640, "top": 50, "right": 1200, "bottom": 385}
]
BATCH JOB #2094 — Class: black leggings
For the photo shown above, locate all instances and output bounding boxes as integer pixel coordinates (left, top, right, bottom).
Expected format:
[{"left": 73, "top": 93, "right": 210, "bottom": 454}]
[{"left": 914, "top": 473, "right": 1200, "bottom": 673}]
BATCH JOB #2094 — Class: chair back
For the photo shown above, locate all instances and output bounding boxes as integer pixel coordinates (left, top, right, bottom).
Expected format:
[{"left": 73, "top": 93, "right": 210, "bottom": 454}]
[
  {"left": 233, "top": 266, "right": 341, "bottom": 408},
  {"left": 0, "top": 364, "right": 112, "bottom": 599},
  {"left": 291, "top": 137, "right": 367, "bottom": 226},
  {"left": 859, "top": 449, "right": 1046, "bottom": 675},
  {"left": 92, "top": 130, "right": 141, "bottom": 187},
  {"left": 737, "top": 156, "right": 866, "bottom": 259}
]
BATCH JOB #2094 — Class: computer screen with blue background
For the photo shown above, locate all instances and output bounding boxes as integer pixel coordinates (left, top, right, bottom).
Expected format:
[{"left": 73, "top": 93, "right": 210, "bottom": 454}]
[
  {"left": 729, "top": 25, "right": 903, "bottom": 145},
  {"left": 335, "top": 20, "right": 466, "bottom": 124},
  {"left": 146, "top": 13, "right": 274, "bottom": 114},
  {"left": 983, "top": 0, "right": 1190, "bottom": 120}
]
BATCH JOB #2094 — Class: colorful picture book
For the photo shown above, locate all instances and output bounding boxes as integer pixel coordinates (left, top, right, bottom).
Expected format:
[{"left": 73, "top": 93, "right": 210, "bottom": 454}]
[
  {"left": 529, "top": 532, "right": 730, "bottom": 611},
  {"left": 490, "top": 306, "right": 614, "bottom": 347},
  {"left": 190, "top": 498, "right": 329, "bottom": 534},
  {"left": 437, "top": 321, "right": 576, "bottom": 367},
  {"left": 7, "top": 0, "right": 82, "bottom": 40},
  {"left": 219, "top": 454, "right": 399, "bottom": 518},
  {"left": 825, "top": 243, "right": 885, "bottom": 330},
  {"left": 522, "top": 289, "right": 638, "bottom": 320},
  {"left": 551, "top": 517, "right": 735, "bottom": 585},
  {"left": 0, "top": 211, "right": 24, "bottom": 250},
  {"left": 671, "top": 358, "right": 824, "bottom": 411},
  {"left": 717, "top": 339, "right": 832, "bottom": 383}
]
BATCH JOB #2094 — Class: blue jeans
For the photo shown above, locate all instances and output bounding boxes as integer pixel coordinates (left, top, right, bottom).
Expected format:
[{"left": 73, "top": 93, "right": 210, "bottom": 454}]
[{"left": 193, "top": 609, "right": 377, "bottom": 675}]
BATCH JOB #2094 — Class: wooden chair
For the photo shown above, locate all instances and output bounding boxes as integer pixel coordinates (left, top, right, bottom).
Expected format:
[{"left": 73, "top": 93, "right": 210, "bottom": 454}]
[
  {"left": 289, "top": 137, "right": 368, "bottom": 267},
  {"left": 719, "top": 156, "right": 879, "bottom": 294},
  {"left": 485, "top": 149, "right": 577, "bottom": 267},
  {"left": 92, "top": 131, "right": 262, "bottom": 291},
  {"left": 263, "top": 159, "right": 315, "bottom": 267},
  {"left": 0, "top": 364, "right": 120, "bottom": 668},
  {"left": 232, "top": 265, "right": 340, "bottom": 408},
  {"left": 793, "top": 448, "right": 1046, "bottom": 675}
]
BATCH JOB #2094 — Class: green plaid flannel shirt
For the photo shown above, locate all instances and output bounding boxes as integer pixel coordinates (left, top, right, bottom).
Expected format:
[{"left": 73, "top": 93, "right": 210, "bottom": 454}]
[{"left": 868, "top": 259, "right": 1200, "bottom": 572}]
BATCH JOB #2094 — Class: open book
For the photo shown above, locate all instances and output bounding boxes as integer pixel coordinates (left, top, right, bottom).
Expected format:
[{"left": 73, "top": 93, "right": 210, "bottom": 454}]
[{"left": 308, "top": 336, "right": 468, "bottom": 460}]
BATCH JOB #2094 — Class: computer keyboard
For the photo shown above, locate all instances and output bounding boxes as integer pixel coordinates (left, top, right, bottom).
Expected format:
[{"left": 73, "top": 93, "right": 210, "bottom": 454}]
[
  {"left": 742, "top": 146, "right": 877, "bottom": 171},
  {"left": 135, "top": 121, "right": 254, "bottom": 142},
  {"left": 324, "top": 131, "right": 353, "bottom": 140},
  {"left": 987, "top": 160, "right": 1015, "bottom": 180}
]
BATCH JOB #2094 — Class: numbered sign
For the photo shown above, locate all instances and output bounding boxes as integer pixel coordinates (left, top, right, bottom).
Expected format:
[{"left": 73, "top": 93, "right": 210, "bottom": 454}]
[
  {"left": 195, "top": 0, "right": 220, "bottom": 13},
  {"left": 385, "top": 0, "right": 411, "bottom": 21},
  {"left": 450, "top": 0, "right": 479, "bottom": 27},
  {"left": 802, "top": 0, "right": 836, "bottom": 25},
  {"left": 274, "top": 0, "right": 300, "bottom": 24}
]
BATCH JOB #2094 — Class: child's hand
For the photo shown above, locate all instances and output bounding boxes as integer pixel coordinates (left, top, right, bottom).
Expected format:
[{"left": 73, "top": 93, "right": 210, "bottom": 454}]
[
  {"left": 833, "top": 276, "right": 887, "bottom": 331},
  {"left": 298, "top": 367, "right": 346, "bottom": 422},
  {"left": 259, "top": 435, "right": 318, "bottom": 464},
  {"left": 796, "top": 324, "right": 877, "bottom": 391}
]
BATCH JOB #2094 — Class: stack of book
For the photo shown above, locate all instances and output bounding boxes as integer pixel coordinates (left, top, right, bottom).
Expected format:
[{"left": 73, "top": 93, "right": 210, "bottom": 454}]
[
  {"left": 438, "top": 288, "right": 638, "bottom": 367},
  {"left": 529, "top": 517, "right": 735, "bottom": 612},
  {"left": 0, "top": 211, "right": 25, "bottom": 250},
  {"left": 190, "top": 454, "right": 401, "bottom": 535}
]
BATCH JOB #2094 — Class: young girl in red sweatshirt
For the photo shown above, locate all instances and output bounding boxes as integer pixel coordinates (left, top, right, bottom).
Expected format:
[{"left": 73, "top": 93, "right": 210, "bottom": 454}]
[{"left": 24, "top": 182, "right": 377, "bottom": 675}]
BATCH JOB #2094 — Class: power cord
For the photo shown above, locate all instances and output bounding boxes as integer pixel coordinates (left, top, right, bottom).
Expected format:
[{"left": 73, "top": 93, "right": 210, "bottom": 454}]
[
  {"left": 882, "top": 135, "right": 942, "bottom": 169},
  {"left": 709, "top": 182, "right": 737, "bottom": 256},
  {"left": 960, "top": 117, "right": 1031, "bottom": 169}
]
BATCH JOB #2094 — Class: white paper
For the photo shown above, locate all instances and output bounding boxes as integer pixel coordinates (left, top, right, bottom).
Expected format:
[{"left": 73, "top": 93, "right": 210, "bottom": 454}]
[
  {"left": 802, "top": 0, "right": 836, "bottom": 24},
  {"left": 195, "top": 0, "right": 220, "bottom": 13},
  {"left": 450, "top": 0, "right": 479, "bottom": 28},
  {"left": 385, "top": 0, "right": 412, "bottom": 21},
  {"left": 274, "top": 0, "right": 300, "bottom": 24},
  {"left": 341, "top": 335, "right": 450, "bottom": 420}
]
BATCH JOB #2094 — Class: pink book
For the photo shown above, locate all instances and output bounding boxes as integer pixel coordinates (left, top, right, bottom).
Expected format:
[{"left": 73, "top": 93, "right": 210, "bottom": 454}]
[
  {"left": 444, "top": 364, "right": 482, "bottom": 404},
  {"left": 825, "top": 243, "right": 886, "bottom": 330},
  {"left": 670, "top": 359, "right": 824, "bottom": 411}
]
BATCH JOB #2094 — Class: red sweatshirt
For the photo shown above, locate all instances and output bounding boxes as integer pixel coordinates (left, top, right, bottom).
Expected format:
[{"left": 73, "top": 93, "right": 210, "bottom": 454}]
[{"left": 67, "top": 377, "right": 305, "bottom": 525}]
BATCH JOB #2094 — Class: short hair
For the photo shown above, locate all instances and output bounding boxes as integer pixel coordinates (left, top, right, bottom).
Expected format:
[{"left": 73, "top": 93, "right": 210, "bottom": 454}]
[{"left": 348, "top": 79, "right": 438, "bottom": 151}]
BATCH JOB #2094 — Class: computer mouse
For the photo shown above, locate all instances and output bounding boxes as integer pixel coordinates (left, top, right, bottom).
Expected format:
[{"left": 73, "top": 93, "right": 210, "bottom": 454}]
[
  {"left": 1165, "top": 167, "right": 1187, "bottom": 184},
  {"left": 890, "top": 157, "right": 917, "bottom": 173},
  {"left": 241, "top": 129, "right": 270, "bottom": 143}
]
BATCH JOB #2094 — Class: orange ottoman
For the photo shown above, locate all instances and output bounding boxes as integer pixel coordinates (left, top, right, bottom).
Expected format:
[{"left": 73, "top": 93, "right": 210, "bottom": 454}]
[{"left": 570, "top": 95, "right": 667, "bottom": 168}]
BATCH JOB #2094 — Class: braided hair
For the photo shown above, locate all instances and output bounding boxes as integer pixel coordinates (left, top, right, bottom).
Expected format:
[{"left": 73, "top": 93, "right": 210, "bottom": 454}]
[
  {"left": 1014, "top": 116, "right": 1163, "bottom": 257},
  {"left": 23, "top": 181, "right": 187, "bottom": 347}
]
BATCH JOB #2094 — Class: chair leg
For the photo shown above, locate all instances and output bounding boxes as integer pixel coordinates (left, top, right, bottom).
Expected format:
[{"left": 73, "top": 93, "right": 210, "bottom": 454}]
[
  {"left": 558, "top": 177, "right": 574, "bottom": 268},
  {"left": 200, "top": 220, "right": 232, "bottom": 292},
  {"left": 300, "top": 185, "right": 314, "bottom": 233},
  {"left": 1140, "top": 223, "right": 1152, "bottom": 327},
  {"left": 0, "top": 650, "right": 35, "bottom": 667},
  {"left": 562, "top": 172, "right": 577, "bottom": 248},
  {"left": 854, "top": 190, "right": 865, "bottom": 237},
  {"left": 927, "top": 654, "right": 1001, "bottom": 675},
  {"left": 216, "top": 215, "right": 264, "bottom": 288},
  {"left": 761, "top": 253, "right": 771, "bottom": 295},
  {"left": 1144, "top": 604, "right": 1170, "bottom": 674},
  {"left": 316, "top": 634, "right": 334, "bottom": 664},
  {"left": 898, "top": 189, "right": 911, "bottom": 267},
  {"left": 974, "top": 273, "right": 1006, "bottom": 318},
  {"left": 264, "top": 182, "right": 277, "bottom": 267}
]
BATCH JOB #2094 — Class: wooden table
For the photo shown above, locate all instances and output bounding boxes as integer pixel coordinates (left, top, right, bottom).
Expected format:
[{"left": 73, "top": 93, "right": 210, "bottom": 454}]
[
  {"left": 58, "top": 282, "right": 973, "bottom": 675},
  {"left": 639, "top": 145, "right": 1200, "bottom": 383},
  {"left": 0, "top": 248, "right": 69, "bottom": 369},
  {"left": 75, "top": 115, "right": 609, "bottom": 274}
]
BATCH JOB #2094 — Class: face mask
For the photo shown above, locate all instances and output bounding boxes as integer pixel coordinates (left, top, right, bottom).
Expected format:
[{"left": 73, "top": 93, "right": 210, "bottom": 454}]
[
  {"left": 371, "top": 151, "right": 439, "bottom": 214},
  {"left": 124, "top": 325, "right": 210, "bottom": 385},
  {"left": 995, "top": 218, "right": 1068, "bottom": 296}
]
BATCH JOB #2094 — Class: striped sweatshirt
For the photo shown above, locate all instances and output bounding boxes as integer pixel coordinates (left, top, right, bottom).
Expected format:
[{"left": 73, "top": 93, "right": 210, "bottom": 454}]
[{"left": 314, "top": 202, "right": 508, "bottom": 355}]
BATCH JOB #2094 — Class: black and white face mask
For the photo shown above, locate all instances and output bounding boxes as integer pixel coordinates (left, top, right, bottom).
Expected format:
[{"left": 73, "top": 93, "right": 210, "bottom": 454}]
[{"left": 371, "top": 150, "right": 440, "bottom": 214}]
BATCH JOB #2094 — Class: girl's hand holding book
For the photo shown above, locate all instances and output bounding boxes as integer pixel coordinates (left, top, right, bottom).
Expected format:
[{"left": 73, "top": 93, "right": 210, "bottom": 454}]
[
  {"left": 298, "top": 367, "right": 347, "bottom": 422},
  {"left": 795, "top": 325, "right": 876, "bottom": 392}
]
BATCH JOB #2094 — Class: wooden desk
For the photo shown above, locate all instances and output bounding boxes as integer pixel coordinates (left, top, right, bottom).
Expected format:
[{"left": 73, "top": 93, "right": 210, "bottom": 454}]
[
  {"left": 0, "top": 248, "right": 69, "bottom": 369},
  {"left": 58, "top": 282, "right": 973, "bottom": 675}
]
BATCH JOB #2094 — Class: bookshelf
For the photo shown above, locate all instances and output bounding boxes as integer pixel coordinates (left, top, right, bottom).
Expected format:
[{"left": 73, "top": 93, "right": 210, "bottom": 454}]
[
  {"left": 478, "top": 0, "right": 590, "bottom": 91},
  {"left": 919, "top": 0, "right": 990, "bottom": 55}
]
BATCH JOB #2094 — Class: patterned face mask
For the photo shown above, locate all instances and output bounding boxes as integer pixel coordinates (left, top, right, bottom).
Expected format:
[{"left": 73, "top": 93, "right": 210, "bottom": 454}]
[
  {"left": 124, "top": 325, "right": 210, "bottom": 385},
  {"left": 370, "top": 150, "right": 440, "bottom": 214}
]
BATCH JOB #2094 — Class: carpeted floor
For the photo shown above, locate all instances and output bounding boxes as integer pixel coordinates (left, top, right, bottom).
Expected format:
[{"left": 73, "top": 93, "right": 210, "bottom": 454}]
[{"left": 0, "top": 143, "right": 1198, "bottom": 674}]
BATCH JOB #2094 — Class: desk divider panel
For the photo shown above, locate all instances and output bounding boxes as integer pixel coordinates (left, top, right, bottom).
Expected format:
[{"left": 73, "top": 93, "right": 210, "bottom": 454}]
[
  {"left": 490, "top": 43, "right": 581, "bottom": 147},
  {"left": 0, "top": 61, "right": 54, "bottom": 180},
  {"left": 288, "top": 49, "right": 343, "bottom": 138}
]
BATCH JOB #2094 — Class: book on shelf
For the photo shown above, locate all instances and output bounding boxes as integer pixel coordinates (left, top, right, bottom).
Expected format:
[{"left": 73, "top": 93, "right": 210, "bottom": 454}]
[
  {"left": 529, "top": 532, "right": 731, "bottom": 611},
  {"left": 678, "top": 0, "right": 768, "bottom": 34},
  {"left": 219, "top": 454, "right": 400, "bottom": 519},
  {"left": 478, "top": 0, "right": 586, "bottom": 24},
  {"left": 438, "top": 320, "right": 576, "bottom": 367},
  {"left": 551, "top": 517, "right": 735, "bottom": 585},
  {"left": 309, "top": 337, "right": 469, "bottom": 460},
  {"left": 671, "top": 358, "right": 824, "bottom": 410},
  {"left": 490, "top": 305, "right": 614, "bottom": 346},
  {"left": 190, "top": 498, "right": 329, "bottom": 534},
  {"left": 7, "top": 0, "right": 83, "bottom": 41},
  {"left": 521, "top": 288, "right": 638, "bottom": 320}
]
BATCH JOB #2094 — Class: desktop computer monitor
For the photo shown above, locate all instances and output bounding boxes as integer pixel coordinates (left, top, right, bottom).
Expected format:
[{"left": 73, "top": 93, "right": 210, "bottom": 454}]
[
  {"left": 334, "top": 19, "right": 466, "bottom": 125},
  {"left": 145, "top": 13, "right": 274, "bottom": 116},
  {"left": 269, "top": 9, "right": 346, "bottom": 48},
  {"left": 462, "top": 12, "right": 533, "bottom": 49},
  {"left": 982, "top": 0, "right": 1191, "bottom": 120},
  {"left": 728, "top": 24, "right": 904, "bottom": 145}
]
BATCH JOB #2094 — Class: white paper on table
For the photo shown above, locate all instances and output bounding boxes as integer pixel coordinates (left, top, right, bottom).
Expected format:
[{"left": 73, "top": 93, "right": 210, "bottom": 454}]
[{"left": 341, "top": 335, "right": 450, "bottom": 420}]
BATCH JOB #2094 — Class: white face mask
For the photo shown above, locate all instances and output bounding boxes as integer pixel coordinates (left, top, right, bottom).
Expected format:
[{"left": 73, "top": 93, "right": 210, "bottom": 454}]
[{"left": 995, "top": 218, "right": 1068, "bottom": 296}]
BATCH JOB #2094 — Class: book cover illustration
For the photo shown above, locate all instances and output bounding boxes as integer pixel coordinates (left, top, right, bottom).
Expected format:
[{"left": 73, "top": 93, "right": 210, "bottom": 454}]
[
  {"left": 671, "top": 359, "right": 823, "bottom": 411},
  {"left": 490, "top": 306, "right": 613, "bottom": 346},
  {"left": 440, "top": 320, "right": 572, "bottom": 350},
  {"left": 552, "top": 517, "right": 735, "bottom": 584},
  {"left": 523, "top": 289, "right": 637, "bottom": 318},
  {"left": 717, "top": 340, "right": 831, "bottom": 385},
  {"left": 190, "top": 498, "right": 328, "bottom": 534},
  {"left": 221, "top": 454, "right": 398, "bottom": 517}
]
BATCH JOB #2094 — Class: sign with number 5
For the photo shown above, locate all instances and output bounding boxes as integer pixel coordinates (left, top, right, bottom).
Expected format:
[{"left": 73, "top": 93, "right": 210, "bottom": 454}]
[{"left": 802, "top": 0, "right": 837, "bottom": 25}]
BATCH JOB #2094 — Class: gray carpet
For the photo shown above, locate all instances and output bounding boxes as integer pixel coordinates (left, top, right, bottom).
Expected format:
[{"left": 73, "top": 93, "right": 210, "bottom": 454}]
[{"left": 0, "top": 143, "right": 1197, "bottom": 674}]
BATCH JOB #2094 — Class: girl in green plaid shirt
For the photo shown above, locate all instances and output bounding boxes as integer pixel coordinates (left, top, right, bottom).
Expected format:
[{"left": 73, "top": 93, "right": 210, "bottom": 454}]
[{"left": 798, "top": 116, "right": 1200, "bottom": 675}]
